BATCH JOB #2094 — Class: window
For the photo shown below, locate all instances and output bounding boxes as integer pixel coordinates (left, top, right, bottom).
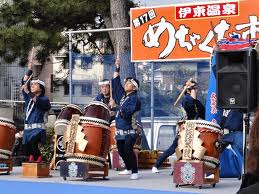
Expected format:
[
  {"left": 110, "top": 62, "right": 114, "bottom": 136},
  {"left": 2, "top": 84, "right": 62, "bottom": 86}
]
[
  {"left": 81, "top": 83, "right": 92, "bottom": 96},
  {"left": 156, "top": 125, "right": 176, "bottom": 151},
  {"left": 64, "top": 84, "right": 75, "bottom": 95},
  {"left": 81, "top": 56, "right": 93, "bottom": 69}
]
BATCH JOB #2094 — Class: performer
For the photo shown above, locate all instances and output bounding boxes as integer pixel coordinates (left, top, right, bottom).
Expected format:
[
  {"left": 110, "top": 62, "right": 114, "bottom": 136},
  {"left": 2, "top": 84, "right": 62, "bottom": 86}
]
[
  {"left": 21, "top": 63, "right": 51, "bottom": 162},
  {"left": 220, "top": 109, "right": 243, "bottom": 154},
  {"left": 237, "top": 106, "right": 259, "bottom": 193},
  {"left": 181, "top": 80, "right": 205, "bottom": 120},
  {"left": 109, "top": 58, "right": 141, "bottom": 180},
  {"left": 152, "top": 80, "right": 205, "bottom": 173},
  {"left": 95, "top": 79, "right": 111, "bottom": 104},
  {"left": 95, "top": 79, "right": 115, "bottom": 122}
]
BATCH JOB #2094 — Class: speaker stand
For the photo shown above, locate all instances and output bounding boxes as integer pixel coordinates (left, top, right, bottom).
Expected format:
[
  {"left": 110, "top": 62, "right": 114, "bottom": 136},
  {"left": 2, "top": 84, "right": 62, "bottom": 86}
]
[{"left": 242, "top": 113, "right": 250, "bottom": 175}]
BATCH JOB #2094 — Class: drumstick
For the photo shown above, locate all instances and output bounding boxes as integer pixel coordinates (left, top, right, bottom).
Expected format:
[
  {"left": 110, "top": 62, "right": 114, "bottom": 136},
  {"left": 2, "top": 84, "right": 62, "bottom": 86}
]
[
  {"left": 117, "top": 39, "right": 120, "bottom": 59},
  {"left": 174, "top": 78, "right": 193, "bottom": 106},
  {"left": 21, "top": 46, "right": 34, "bottom": 89},
  {"left": 210, "top": 21, "right": 219, "bottom": 47},
  {"left": 111, "top": 37, "right": 119, "bottom": 103},
  {"left": 24, "top": 74, "right": 33, "bottom": 85},
  {"left": 24, "top": 47, "right": 35, "bottom": 85},
  {"left": 110, "top": 81, "right": 113, "bottom": 101},
  {"left": 30, "top": 47, "right": 34, "bottom": 63}
]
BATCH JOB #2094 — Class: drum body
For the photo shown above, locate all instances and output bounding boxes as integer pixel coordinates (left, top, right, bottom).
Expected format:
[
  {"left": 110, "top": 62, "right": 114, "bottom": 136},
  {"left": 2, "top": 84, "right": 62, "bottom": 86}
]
[
  {"left": 110, "top": 120, "right": 116, "bottom": 147},
  {"left": 0, "top": 117, "right": 16, "bottom": 160},
  {"left": 66, "top": 102, "right": 111, "bottom": 166},
  {"left": 176, "top": 120, "right": 222, "bottom": 169},
  {"left": 54, "top": 104, "right": 82, "bottom": 135}
]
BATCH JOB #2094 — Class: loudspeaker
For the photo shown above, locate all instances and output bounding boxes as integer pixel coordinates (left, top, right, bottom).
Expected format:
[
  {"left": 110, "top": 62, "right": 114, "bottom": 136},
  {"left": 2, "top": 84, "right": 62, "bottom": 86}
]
[{"left": 216, "top": 48, "right": 257, "bottom": 112}]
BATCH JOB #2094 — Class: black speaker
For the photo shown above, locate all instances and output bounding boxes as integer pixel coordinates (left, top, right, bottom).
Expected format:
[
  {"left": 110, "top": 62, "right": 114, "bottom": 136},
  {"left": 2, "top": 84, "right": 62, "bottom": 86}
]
[{"left": 216, "top": 48, "right": 257, "bottom": 112}]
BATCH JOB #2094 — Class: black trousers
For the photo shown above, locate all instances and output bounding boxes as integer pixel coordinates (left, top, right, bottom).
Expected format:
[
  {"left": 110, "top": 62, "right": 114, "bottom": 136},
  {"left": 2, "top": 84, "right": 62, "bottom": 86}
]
[
  {"left": 117, "top": 134, "right": 138, "bottom": 173},
  {"left": 154, "top": 135, "right": 178, "bottom": 168},
  {"left": 23, "top": 133, "right": 42, "bottom": 160}
]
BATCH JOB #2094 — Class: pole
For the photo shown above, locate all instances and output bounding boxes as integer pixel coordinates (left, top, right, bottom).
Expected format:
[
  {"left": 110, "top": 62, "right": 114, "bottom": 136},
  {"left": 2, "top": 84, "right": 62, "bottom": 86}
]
[
  {"left": 64, "top": 27, "right": 130, "bottom": 34},
  {"left": 68, "top": 32, "right": 72, "bottom": 104},
  {"left": 150, "top": 62, "right": 154, "bottom": 150},
  {"left": 242, "top": 113, "right": 250, "bottom": 175}
]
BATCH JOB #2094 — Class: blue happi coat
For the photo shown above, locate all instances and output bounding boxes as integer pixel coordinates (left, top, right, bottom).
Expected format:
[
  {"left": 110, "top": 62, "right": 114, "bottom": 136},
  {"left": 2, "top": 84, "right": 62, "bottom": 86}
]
[
  {"left": 95, "top": 93, "right": 110, "bottom": 105},
  {"left": 181, "top": 93, "right": 205, "bottom": 120},
  {"left": 22, "top": 82, "right": 51, "bottom": 144},
  {"left": 111, "top": 76, "right": 141, "bottom": 131}
]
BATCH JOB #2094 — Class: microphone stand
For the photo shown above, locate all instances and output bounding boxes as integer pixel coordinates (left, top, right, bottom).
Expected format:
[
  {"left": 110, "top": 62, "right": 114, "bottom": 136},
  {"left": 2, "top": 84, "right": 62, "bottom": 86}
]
[{"left": 242, "top": 112, "right": 250, "bottom": 176}]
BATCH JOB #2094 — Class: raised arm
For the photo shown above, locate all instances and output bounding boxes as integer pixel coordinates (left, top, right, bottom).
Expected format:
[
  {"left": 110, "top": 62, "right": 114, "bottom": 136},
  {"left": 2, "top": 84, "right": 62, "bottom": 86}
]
[
  {"left": 21, "top": 62, "right": 33, "bottom": 101},
  {"left": 113, "top": 58, "right": 120, "bottom": 78},
  {"left": 185, "top": 80, "right": 197, "bottom": 99},
  {"left": 111, "top": 58, "right": 124, "bottom": 105}
]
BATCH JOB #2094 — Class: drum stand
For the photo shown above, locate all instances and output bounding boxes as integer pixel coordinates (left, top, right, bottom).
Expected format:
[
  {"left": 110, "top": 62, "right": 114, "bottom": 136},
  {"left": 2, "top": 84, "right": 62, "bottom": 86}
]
[
  {"left": 173, "top": 160, "right": 219, "bottom": 189},
  {"left": 0, "top": 158, "right": 12, "bottom": 175},
  {"left": 60, "top": 161, "right": 109, "bottom": 181},
  {"left": 49, "top": 134, "right": 66, "bottom": 170}
]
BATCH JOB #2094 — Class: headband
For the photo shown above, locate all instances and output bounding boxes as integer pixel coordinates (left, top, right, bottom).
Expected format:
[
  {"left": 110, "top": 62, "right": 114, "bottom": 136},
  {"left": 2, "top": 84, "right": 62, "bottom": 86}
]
[
  {"left": 128, "top": 79, "right": 139, "bottom": 90},
  {"left": 98, "top": 80, "right": 110, "bottom": 86},
  {"left": 31, "top": 79, "right": 45, "bottom": 87}
]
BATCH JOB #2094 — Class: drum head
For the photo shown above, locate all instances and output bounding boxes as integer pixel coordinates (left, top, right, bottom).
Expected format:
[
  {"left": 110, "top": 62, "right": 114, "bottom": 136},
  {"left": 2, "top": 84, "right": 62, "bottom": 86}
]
[{"left": 83, "top": 101, "right": 110, "bottom": 122}]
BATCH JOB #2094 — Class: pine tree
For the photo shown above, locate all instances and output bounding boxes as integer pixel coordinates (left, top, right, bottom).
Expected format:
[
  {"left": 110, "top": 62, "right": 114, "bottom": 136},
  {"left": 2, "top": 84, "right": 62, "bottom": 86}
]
[{"left": 0, "top": 0, "right": 135, "bottom": 79}]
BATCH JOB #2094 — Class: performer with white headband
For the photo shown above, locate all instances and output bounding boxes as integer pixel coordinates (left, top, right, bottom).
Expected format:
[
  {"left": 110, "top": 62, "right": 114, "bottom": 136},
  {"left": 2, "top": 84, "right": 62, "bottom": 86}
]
[
  {"left": 95, "top": 79, "right": 111, "bottom": 105},
  {"left": 95, "top": 79, "right": 116, "bottom": 123},
  {"left": 109, "top": 58, "right": 141, "bottom": 180},
  {"left": 21, "top": 62, "right": 51, "bottom": 163},
  {"left": 151, "top": 79, "right": 205, "bottom": 174}
]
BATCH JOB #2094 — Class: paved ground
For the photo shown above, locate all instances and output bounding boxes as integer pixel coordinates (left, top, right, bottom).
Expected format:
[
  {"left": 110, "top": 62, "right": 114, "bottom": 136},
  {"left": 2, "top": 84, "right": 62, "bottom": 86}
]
[{"left": 0, "top": 167, "right": 241, "bottom": 194}]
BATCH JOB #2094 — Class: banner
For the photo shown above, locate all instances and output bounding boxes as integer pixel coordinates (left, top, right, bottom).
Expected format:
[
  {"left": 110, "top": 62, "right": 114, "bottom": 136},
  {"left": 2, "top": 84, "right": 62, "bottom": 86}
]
[
  {"left": 205, "top": 53, "right": 222, "bottom": 124},
  {"left": 130, "top": 0, "right": 259, "bottom": 62}
]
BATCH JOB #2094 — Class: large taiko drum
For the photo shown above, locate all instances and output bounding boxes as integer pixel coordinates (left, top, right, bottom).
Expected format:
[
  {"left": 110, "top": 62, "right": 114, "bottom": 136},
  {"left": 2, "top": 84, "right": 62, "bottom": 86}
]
[
  {"left": 0, "top": 117, "right": 16, "bottom": 160},
  {"left": 54, "top": 104, "right": 82, "bottom": 135},
  {"left": 66, "top": 101, "right": 111, "bottom": 166},
  {"left": 176, "top": 120, "right": 222, "bottom": 169}
]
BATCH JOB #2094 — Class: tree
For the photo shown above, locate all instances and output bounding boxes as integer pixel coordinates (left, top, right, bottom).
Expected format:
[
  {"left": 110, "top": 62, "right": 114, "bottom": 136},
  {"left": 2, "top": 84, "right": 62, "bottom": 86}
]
[
  {"left": 0, "top": 0, "right": 135, "bottom": 78},
  {"left": 104, "top": 0, "right": 136, "bottom": 79}
]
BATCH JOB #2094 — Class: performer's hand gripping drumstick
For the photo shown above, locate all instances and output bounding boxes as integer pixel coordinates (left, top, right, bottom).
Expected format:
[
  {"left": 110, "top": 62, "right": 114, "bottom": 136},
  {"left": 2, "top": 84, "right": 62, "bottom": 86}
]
[{"left": 174, "top": 78, "right": 193, "bottom": 106}]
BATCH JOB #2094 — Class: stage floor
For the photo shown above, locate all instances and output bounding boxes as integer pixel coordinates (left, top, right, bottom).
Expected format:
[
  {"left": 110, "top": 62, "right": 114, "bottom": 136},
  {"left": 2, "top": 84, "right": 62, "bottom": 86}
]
[{"left": 0, "top": 167, "right": 241, "bottom": 194}]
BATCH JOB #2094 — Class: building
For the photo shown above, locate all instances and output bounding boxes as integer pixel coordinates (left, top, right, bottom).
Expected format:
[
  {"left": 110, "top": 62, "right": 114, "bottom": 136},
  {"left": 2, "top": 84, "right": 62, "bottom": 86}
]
[{"left": 52, "top": 52, "right": 115, "bottom": 107}]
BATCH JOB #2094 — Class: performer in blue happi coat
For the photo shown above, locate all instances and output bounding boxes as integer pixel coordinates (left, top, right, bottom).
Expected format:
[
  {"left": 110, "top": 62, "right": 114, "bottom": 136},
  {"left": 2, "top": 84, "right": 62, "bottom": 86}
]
[
  {"left": 220, "top": 109, "right": 243, "bottom": 154},
  {"left": 219, "top": 109, "right": 243, "bottom": 179},
  {"left": 95, "top": 79, "right": 116, "bottom": 123},
  {"left": 109, "top": 58, "right": 141, "bottom": 180},
  {"left": 21, "top": 63, "right": 51, "bottom": 162},
  {"left": 152, "top": 80, "right": 205, "bottom": 174},
  {"left": 95, "top": 79, "right": 111, "bottom": 105},
  {"left": 181, "top": 80, "right": 205, "bottom": 120}
]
